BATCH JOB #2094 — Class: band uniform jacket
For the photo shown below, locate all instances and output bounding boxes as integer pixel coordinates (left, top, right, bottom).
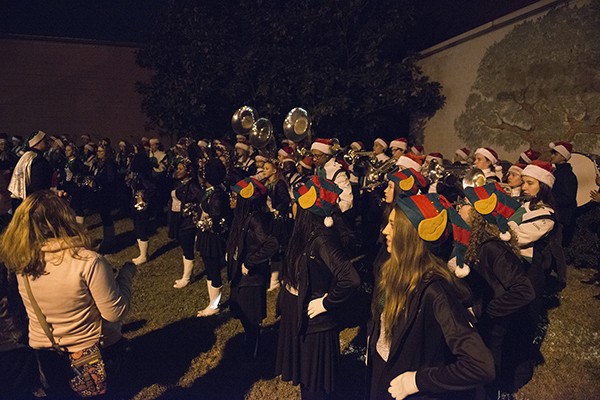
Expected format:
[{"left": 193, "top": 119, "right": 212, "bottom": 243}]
[
  {"left": 551, "top": 162, "right": 577, "bottom": 223},
  {"left": 196, "top": 185, "right": 232, "bottom": 258},
  {"left": 367, "top": 277, "right": 495, "bottom": 400},
  {"left": 293, "top": 227, "right": 360, "bottom": 336},
  {"left": 174, "top": 179, "right": 203, "bottom": 232},
  {"left": 228, "top": 211, "right": 278, "bottom": 288}
]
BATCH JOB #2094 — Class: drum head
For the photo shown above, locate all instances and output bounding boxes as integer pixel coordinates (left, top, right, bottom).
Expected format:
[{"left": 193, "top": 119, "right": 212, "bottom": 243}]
[{"left": 568, "top": 152, "right": 597, "bottom": 207}]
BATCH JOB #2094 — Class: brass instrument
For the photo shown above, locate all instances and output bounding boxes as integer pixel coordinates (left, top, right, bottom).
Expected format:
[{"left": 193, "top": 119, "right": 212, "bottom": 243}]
[
  {"left": 134, "top": 190, "right": 148, "bottom": 211},
  {"left": 343, "top": 149, "right": 376, "bottom": 164},
  {"left": 283, "top": 107, "right": 311, "bottom": 158},
  {"left": 249, "top": 117, "right": 277, "bottom": 158},
  {"left": 364, "top": 157, "right": 397, "bottom": 190},
  {"left": 231, "top": 106, "right": 258, "bottom": 134}
]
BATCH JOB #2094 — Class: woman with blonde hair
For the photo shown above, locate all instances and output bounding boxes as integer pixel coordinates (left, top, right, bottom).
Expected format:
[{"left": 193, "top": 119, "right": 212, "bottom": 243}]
[
  {"left": 0, "top": 190, "right": 135, "bottom": 398},
  {"left": 368, "top": 194, "right": 494, "bottom": 400}
]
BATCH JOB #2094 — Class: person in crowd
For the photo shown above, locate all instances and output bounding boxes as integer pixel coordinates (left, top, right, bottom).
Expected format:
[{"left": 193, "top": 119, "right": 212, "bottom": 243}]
[
  {"left": 410, "top": 144, "right": 425, "bottom": 156},
  {"left": 548, "top": 141, "right": 577, "bottom": 247},
  {"left": 276, "top": 176, "right": 360, "bottom": 400},
  {"left": 388, "top": 139, "right": 407, "bottom": 162},
  {"left": 115, "top": 140, "right": 133, "bottom": 217},
  {"left": 196, "top": 158, "right": 232, "bottom": 316},
  {"left": 234, "top": 142, "right": 257, "bottom": 177},
  {"left": 368, "top": 193, "right": 495, "bottom": 400},
  {"left": 82, "top": 143, "right": 97, "bottom": 171},
  {"left": 396, "top": 152, "right": 425, "bottom": 173},
  {"left": 518, "top": 148, "right": 541, "bottom": 165},
  {"left": 454, "top": 182, "right": 536, "bottom": 399},
  {"left": 473, "top": 147, "right": 503, "bottom": 182},
  {"left": 0, "top": 191, "right": 135, "bottom": 398},
  {"left": 263, "top": 159, "right": 292, "bottom": 291},
  {"left": 169, "top": 157, "right": 203, "bottom": 289},
  {"left": 129, "top": 144, "right": 158, "bottom": 265},
  {"left": 311, "top": 139, "right": 353, "bottom": 214},
  {"left": 454, "top": 147, "right": 471, "bottom": 165},
  {"left": 0, "top": 137, "right": 19, "bottom": 173},
  {"left": 92, "top": 144, "right": 118, "bottom": 253},
  {"left": 506, "top": 164, "right": 526, "bottom": 198},
  {"left": 289, "top": 156, "right": 313, "bottom": 196},
  {"left": 149, "top": 137, "right": 169, "bottom": 224},
  {"left": 227, "top": 177, "right": 278, "bottom": 358},
  {"left": 8, "top": 131, "right": 53, "bottom": 210},
  {"left": 61, "top": 143, "right": 89, "bottom": 225},
  {"left": 372, "top": 138, "right": 390, "bottom": 166}
]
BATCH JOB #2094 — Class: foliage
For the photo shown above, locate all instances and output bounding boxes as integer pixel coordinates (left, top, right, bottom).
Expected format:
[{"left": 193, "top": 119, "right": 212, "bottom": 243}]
[
  {"left": 136, "top": 0, "right": 445, "bottom": 143},
  {"left": 455, "top": 1, "right": 600, "bottom": 152}
]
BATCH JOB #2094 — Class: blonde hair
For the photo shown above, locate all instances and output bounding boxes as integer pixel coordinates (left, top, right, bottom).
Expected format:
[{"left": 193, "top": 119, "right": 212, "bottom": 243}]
[
  {"left": 0, "top": 191, "right": 91, "bottom": 278},
  {"left": 464, "top": 208, "right": 520, "bottom": 264},
  {"left": 373, "top": 206, "right": 467, "bottom": 340}
]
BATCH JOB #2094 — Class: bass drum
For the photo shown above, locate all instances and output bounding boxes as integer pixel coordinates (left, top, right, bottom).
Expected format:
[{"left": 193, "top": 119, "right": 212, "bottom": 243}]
[{"left": 568, "top": 152, "right": 599, "bottom": 207}]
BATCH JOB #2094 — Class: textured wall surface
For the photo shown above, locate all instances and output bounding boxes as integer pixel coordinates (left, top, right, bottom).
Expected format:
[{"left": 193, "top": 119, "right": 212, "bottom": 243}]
[{"left": 0, "top": 36, "right": 152, "bottom": 145}]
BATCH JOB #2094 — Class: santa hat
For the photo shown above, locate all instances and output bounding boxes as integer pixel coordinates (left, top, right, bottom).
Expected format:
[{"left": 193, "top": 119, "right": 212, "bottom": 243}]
[
  {"left": 396, "top": 194, "right": 453, "bottom": 248},
  {"left": 426, "top": 152, "right": 443, "bottom": 164},
  {"left": 396, "top": 153, "right": 425, "bottom": 172},
  {"left": 455, "top": 147, "right": 470, "bottom": 160},
  {"left": 282, "top": 157, "right": 296, "bottom": 165},
  {"left": 231, "top": 177, "right": 267, "bottom": 200},
  {"left": 149, "top": 138, "right": 160, "bottom": 145},
  {"left": 522, "top": 160, "right": 555, "bottom": 188},
  {"left": 299, "top": 156, "right": 313, "bottom": 170},
  {"left": 294, "top": 176, "right": 342, "bottom": 227},
  {"left": 80, "top": 134, "right": 90, "bottom": 141},
  {"left": 197, "top": 139, "right": 208, "bottom": 148},
  {"left": 411, "top": 145, "right": 424, "bottom": 155},
  {"left": 390, "top": 138, "right": 408, "bottom": 151},
  {"left": 387, "top": 168, "right": 428, "bottom": 197},
  {"left": 254, "top": 154, "right": 268, "bottom": 162},
  {"left": 463, "top": 182, "right": 521, "bottom": 242},
  {"left": 549, "top": 141, "right": 573, "bottom": 161},
  {"left": 28, "top": 131, "right": 46, "bottom": 148},
  {"left": 374, "top": 138, "right": 388, "bottom": 150},
  {"left": 278, "top": 146, "right": 294, "bottom": 158},
  {"left": 508, "top": 163, "right": 526, "bottom": 175},
  {"left": 350, "top": 141, "right": 364, "bottom": 151},
  {"left": 520, "top": 148, "right": 541, "bottom": 164},
  {"left": 475, "top": 147, "right": 498, "bottom": 165},
  {"left": 235, "top": 142, "right": 250, "bottom": 152},
  {"left": 236, "top": 134, "right": 248, "bottom": 142},
  {"left": 310, "top": 138, "right": 334, "bottom": 155}
]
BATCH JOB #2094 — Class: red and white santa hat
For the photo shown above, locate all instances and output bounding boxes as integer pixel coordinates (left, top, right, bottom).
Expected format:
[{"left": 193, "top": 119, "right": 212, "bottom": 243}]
[
  {"left": 374, "top": 138, "right": 388, "bottom": 150},
  {"left": 390, "top": 138, "right": 408, "bottom": 151},
  {"left": 508, "top": 163, "right": 526, "bottom": 175},
  {"left": 475, "top": 147, "right": 498, "bottom": 165},
  {"left": 310, "top": 138, "right": 334, "bottom": 155},
  {"left": 255, "top": 154, "right": 268, "bottom": 162},
  {"left": 282, "top": 157, "right": 296, "bottom": 165},
  {"left": 520, "top": 148, "right": 541, "bottom": 164},
  {"left": 411, "top": 145, "right": 424, "bottom": 155},
  {"left": 350, "top": 141, "right": 364, "bottom": 151},
  {"left": 522, "top": 160, "right": 555, "bottom": 188},
  {"left": 278, "top": 146, "right": 294, "bottom": 158},
  {"left": 549, "top": 141, "right": 573, "bottom": 161},
  {"left": 455, "top": 147, "right": 470, "bottom": 160},
  {"left": 235, "top": 142, "right": 250, "bottom": 152},
  {"left": 396, "top": 153, "right": 425, "bottom": 172},
  {"left": 197, "top": 139, "right": 208, "bottom": 148},
  {"left": 299, "top": 156, "right": 313, "bottom": 170},
  {"left": 425, "top": 152, "right": 443, "bottom": 164}
]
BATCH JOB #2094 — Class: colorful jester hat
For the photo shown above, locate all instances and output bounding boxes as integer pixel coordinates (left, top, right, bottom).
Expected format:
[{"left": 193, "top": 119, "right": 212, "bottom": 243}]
[
  {"left": 396, "top": 193, "right": 453, "bottom": 248},
  {"left": 387, "top": 168, "right": 428, "bottom": 197},
  {"left": 446, "top": 206, "right": 472, "bottom": 278},
  {"left": 231, "top": 177, "right": 267, "bottom": 201},
  {"left": 463, "top": 182, "right": 521, "bottom": 241},
  {"left": 294, "top": 176, "right": 342, "bottom": 227}
]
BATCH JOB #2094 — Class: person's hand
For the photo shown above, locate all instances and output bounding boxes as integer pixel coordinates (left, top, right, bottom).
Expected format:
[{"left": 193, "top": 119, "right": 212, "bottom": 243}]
[
  {"left": 307, "top": 294, "right": 328, "bottom": 318},
  {"left": 590, "top": 190, "right": 600, "bottom": 203},
  {"left": 388, "top": 371, "right": 418, "bottom": 399},
  {"left": 241, "top": 263, "right": 249, "bottom": 276}
]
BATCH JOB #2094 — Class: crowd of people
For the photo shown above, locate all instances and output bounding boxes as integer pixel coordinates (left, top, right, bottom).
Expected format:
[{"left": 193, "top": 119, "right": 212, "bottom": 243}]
[{"left": 0, "top": 129, "right": 595, "bottom": 399}]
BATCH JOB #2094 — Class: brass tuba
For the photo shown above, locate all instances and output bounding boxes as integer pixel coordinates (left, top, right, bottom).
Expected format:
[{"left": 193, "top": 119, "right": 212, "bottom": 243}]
[
  {"left": 283, "top": 107, "right": 312, "bottom": 157},
  {"left": 250, "top": 117, "right": 277, "bottom": 158},
  {"left": 231, "top": 106, "right": 258, "bottom": 135}
]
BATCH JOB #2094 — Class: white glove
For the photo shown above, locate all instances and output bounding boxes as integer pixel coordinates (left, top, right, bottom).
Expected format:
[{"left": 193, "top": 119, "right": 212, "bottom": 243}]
[
  {"left": 241, "top": 263, "right": 249, "bottom": 276},
  {"left": 307, "top": 294, "right": 328, "bottom": 319},
  {"left": 389, "top": 371, "right": 418, "bottom": 399}
]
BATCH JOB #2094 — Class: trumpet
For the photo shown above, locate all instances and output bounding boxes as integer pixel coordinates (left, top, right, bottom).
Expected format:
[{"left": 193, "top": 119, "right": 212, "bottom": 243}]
[{"left": 343, "top": 149, "right": 375, "bottom": 164}]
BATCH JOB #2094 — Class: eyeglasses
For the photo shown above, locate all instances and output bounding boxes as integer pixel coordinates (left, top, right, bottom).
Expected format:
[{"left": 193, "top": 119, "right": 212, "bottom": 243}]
[{"left": 311, "top": 153, "right": 326, "bottom": 159}]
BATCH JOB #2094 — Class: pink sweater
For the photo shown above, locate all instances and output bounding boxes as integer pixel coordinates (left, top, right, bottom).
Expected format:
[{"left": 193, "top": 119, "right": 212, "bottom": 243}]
[{"left": 17, "top": 239, "right": 134, "bottom": 352}]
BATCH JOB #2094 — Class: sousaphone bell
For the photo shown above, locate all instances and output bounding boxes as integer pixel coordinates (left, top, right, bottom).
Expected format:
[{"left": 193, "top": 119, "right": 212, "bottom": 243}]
[
  {"left": 250, "top": 117, "right": 277, "bottom": 158},
  {"left": 283, "top": 107, "right": 312, "bottom": 157},
  {"left": 231, "top": 106, "right": 258, "bottom": 135}
]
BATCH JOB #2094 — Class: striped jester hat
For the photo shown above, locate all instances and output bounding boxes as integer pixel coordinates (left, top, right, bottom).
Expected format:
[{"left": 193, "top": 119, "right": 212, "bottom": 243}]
[
  {"left": 294, "top": 175, "right": 342, "bottom": 227},
  {"left": 387, "top": 168, "right": 428, "bottom": 197},
  {"left": 396, "top": 193, "right": 453, "bottom": 246}
]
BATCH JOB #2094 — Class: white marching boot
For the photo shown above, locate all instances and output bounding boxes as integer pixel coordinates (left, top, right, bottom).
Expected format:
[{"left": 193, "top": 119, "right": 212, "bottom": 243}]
[
  {"left": 196, "top": 280, "right": 222, "bottom": 317},
  {"left": 132, "top": 239, "right": 148, "bottom": 265},
  {"left": 174, "top": 257, "right": 194, "bottom": 288}
]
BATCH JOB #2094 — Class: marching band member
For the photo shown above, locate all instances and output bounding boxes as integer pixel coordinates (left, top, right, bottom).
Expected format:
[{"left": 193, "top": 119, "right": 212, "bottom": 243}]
[
  {"left": 169, "top": 157, "right": 203, "bottom": 289},
  {"left": 473, "top": 147, "right": 503, "bottom": 182},
  {"left": 276, "top": 176, "right": 360, "bottom": 400},
  {"left": 389, "top": 138, "right": 408, "bottom": 162},
  {"left": 396, "top": 152, "right": 425, "bottom": 172},
  {"left": 368, "top": 194, "right": 494, "bottom": 400},
  {"left": 196, "top": 158, "right": 232, "bottom": 315},
  {"left": 373, "top": 138, "right": 390, "bottom": 166},
  {"left": 506, "top": 164, "right": 526, "bottom": 197},
  {"left": 518, "top": 148, "right": 541, "bottom": 165},
  {"left": 92, "top": 144, "right": 117, "bottom": 253},
  {"left": 234, "top": 142, "right": 257, "bottom": 177},
  {"left": 311, "top": 139, "right": 353, "bottom": 213},
  {"left": 61, "top": 143, "right": 87, "bottom": 224},
  {"left": 289, "top": 156, "right": 313, "bottom": 196},
  {"left": 549, "top": 141, "right": 577, "bottom": 246},
  {"left": 454, "top": 147, "right": 470, "bottom": 165},
  {"left": 410, "top": 144, "right": 424, "bottom": 156},
  {"left": 251, "top": 154, "right": 268, "bottom": 182},
  {"left": 280, "top": 157, "right": 297, "bottom": 183},
  {"left": 227, "top": 177, "right": 278, "bottom": 359},
  {"left": 277, "top": 146, "right": 295, "bottom": 164}
]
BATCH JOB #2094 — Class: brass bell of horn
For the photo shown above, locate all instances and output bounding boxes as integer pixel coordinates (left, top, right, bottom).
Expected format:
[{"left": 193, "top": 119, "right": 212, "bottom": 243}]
[
  {"left": 250, "top": 118, "right": 277, "bottom": 158},
  {"left": 283, "top": 107, "right": 311, "bottom": 142},
  {"left": 462, "top": 168, "right": 486, "bottom": 189},
  {"left": 231, "top": 106, "right": 258, "bottom": 134}
]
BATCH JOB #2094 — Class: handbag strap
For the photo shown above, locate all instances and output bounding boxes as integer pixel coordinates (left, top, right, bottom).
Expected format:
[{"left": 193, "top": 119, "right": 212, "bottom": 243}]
[{"left": 22, "top": 274, "right": 64, "bottom": 353}]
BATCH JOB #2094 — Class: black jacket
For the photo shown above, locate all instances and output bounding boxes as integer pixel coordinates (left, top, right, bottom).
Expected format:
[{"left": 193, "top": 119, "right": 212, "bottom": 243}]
[
  {"left": 172, "top": 179, "right": 204, "bottom": 231},
  {"left": 27, "top": 148, "right": 53, "bottom": 196},
  {"left": 228, "top": 211, "right": 278, "bottom": 288},
  {"left": 367, "top": 278, "right": 495, "bottom": 400},
  {"left": 293, "top": 228, "right": 360, "bottom": 335},
  {"left": 552, "top": 162, "right": 578, "bottom": 223},
  {"left": 0, "top": 263, "right": 28, "bottom": 352}
]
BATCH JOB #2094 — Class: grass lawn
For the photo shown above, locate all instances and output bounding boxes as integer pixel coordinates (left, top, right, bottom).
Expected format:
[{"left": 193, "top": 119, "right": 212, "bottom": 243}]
[{"left": 89, "top": 214, "right": 600, "bottom": 400}]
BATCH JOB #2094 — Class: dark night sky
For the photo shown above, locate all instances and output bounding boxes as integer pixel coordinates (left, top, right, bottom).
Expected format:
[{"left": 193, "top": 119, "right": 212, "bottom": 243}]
[{"left": 0, "top": 0, "right": 539, "bottom": 49}]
